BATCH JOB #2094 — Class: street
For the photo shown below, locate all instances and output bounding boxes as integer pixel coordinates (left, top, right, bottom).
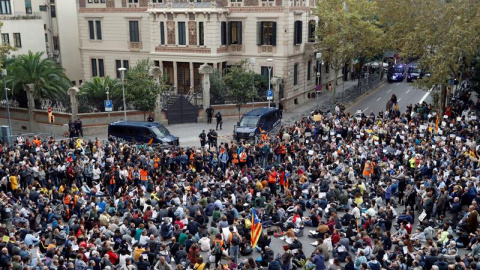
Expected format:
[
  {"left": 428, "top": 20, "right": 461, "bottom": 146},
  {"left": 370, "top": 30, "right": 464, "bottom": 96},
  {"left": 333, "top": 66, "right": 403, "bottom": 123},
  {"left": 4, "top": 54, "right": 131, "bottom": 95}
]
[{"left": 348, "top": 79, "right": 433, "bottom": 114}]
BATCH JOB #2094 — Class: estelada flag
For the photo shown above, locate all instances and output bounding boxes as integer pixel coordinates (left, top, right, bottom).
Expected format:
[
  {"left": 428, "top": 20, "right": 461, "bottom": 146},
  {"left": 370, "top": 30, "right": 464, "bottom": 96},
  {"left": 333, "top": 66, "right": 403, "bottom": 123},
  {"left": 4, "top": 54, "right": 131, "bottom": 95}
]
[
  {"left": 148, "top": 138, "right": 154, "bottom": 145},
  {"left": 251, "top": 208, "right": 262, "bottom": 248},
  {"left": 435, "top": 114, "right": 439, "bottom": 134}
]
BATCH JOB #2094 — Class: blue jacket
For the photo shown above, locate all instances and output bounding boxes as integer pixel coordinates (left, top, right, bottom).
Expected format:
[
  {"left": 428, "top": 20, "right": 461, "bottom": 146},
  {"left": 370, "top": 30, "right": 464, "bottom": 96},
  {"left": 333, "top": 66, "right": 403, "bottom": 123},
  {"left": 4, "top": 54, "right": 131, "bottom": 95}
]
[{"left": 312, "top": 253, "right": 326, "bottom": 270}]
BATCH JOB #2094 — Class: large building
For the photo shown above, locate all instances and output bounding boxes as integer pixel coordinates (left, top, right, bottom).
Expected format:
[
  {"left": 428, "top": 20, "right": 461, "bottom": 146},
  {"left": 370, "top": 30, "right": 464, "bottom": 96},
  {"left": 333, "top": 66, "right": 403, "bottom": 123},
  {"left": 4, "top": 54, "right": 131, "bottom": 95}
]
[
  {"left": 0, "top": 0, "right": 82, "bottom": 85},
  {"left": 77, "top": 0, "right": 337, "bottom": 109}
]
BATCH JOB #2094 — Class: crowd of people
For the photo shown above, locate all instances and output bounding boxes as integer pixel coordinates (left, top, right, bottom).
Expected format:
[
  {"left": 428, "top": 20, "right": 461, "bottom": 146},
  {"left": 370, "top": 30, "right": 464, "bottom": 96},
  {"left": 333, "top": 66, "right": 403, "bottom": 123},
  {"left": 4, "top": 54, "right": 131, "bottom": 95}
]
[{"left": 0, "top": 87, "right": 479, "bottom": 270}]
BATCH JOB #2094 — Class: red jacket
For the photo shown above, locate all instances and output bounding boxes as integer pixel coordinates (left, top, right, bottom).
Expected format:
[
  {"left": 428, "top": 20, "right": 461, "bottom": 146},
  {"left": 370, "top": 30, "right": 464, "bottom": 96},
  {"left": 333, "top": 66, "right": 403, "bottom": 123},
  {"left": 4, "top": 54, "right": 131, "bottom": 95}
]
[{"left": 106, "top": 250, "right": 118, "bottom": 265}]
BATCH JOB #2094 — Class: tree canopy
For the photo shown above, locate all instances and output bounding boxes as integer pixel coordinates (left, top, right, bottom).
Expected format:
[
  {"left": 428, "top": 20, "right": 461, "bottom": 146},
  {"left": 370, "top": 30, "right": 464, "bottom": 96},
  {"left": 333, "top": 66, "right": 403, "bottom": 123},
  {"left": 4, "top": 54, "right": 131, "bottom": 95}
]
[
  {"left": 315, "top": 0, "right": 385, "bottom": 102},
  {"left": 123, "top": 59, "right": 167, "bottom": 118},
  {"left": 378, "top": 0, "right": 480, "bottom": 90},
  {"left": 79, "top": 76, "right": 121, "bottom": 111},
  {"left": 0, "top": 23, "right": 15, "bottom": 71}
]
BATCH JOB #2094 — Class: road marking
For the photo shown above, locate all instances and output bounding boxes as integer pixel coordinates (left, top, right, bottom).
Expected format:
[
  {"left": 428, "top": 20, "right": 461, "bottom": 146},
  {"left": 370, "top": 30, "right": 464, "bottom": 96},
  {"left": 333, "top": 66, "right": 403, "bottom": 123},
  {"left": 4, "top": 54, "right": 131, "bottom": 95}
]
[
  {"left": 376, "top": 97, "right": 382, "bottom": 102},
  {"left": 362, "top": 107, "right": 369, "bottom": 113},
  {"left": 387, "top": 89, "right": 392, "bottom": 93},
  {"left": 419, "top": 86, "right": 433, "bottom": 104},
  {"left": 398, "top": 98, "right": 402, "bottom": 102},
  {"left": 396, "top": 83, "right": 400, "bottom": 86},
  {"left": 406, "top": 89, "right": 411, "bottom": 94}
]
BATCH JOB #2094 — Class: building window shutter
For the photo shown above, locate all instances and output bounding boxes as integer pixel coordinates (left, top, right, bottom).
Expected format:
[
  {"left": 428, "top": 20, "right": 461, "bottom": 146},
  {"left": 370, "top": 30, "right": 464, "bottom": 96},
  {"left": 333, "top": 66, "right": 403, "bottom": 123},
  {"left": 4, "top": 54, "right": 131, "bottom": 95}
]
[
  {"left": 91, "top": 59, "right": 98, "bottom": 77},
  {"left": 293, "top": 21, "right": 297, "bottom": 45},
  {"left": 237, "top": 22, "right": 242, "bottom": 45},
  {"left": 88, "top": 20, "right": 95, "bottom": 40},
  {"left": 227, "top": 22, "right": 232, "bottom": 45},
  {"left": 221, "top": 22, "right": 226, "bottom": 45},
  {"left": 96, "top": 20, "right": 102, "bottom": 40},
  {"left": 198, "top": 22, "right": 204, "bottom": 46},
  {"left": 178, "top": 22, "right": 186, "bottom": 45},
  {"left": 257, "top": 22, "right": 262, "bottom": 45},
  {"left": 297, "top": 21, "right": 302, "bottom": 44},
  {"left": 160, "top": 22, "right": 165, "bottom": 45},
  {"left": 98, "top": 59, "right": 105, "bottom": 77},
  {"left": 272, "top": 22, "right": 277, "bottom": 46},
  {"left": 123, "top": 60, "right": 129, "bottom": 70},
  {"left": 115, "top": 60, "right": 121, "bottom": 78}
]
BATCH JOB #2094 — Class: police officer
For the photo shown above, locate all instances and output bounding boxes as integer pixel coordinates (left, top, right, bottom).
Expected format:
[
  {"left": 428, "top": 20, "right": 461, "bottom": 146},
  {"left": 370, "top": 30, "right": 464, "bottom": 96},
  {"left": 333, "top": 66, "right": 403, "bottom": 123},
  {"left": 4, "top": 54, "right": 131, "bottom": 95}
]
[{"left": 199, "top": 130, "right": 207, "bottom": 148}]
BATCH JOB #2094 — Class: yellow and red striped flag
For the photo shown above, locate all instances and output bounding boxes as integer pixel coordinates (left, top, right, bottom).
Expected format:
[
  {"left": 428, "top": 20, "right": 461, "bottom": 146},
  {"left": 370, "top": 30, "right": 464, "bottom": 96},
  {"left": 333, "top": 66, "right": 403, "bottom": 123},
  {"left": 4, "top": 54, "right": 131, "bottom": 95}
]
[
  {"left": 435, "top": 114, "right": 439, "bottom": 134},
  {"left": 251, "top": 208, "right": 262, "bottom": 248}
]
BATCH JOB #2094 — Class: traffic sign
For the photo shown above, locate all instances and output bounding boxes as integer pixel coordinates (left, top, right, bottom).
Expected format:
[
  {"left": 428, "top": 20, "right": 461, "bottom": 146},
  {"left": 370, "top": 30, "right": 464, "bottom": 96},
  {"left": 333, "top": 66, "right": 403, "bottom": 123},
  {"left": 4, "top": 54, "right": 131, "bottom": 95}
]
[
  {"left": 104, "top": 100, "right": 113, "bottom": 112},
  {"left": 316, "top": 84, "right": 322, "bottom": 92},
  {"left": 267, "top": 89, "right": 273, "bottom": 100}
]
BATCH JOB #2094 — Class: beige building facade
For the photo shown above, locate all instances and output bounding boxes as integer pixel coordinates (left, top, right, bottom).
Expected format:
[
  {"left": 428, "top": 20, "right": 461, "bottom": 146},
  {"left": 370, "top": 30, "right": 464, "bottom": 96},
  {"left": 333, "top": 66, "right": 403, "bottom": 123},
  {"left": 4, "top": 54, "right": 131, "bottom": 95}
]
[
  {"left": 0, "top": 0, "right": 82, "bottom": 85},
  {"left": 77, "top": 0, "right": 336, "bottom": 109}
]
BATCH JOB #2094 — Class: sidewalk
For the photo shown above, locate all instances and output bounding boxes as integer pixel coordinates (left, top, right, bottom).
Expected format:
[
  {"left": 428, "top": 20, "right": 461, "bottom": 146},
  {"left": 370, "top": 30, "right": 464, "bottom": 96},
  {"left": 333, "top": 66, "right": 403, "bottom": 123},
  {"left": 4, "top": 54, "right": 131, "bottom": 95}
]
[{"left": 84, "top": 79, "right": 362, "bottom": 147}]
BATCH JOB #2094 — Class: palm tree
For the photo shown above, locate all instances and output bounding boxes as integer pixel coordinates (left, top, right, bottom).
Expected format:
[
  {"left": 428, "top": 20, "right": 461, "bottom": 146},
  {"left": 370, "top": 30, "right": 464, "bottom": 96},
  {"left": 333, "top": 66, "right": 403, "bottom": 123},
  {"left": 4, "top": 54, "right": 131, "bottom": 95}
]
[
  {"left": 8, "top": 51, "right": 71, "bottom": 104},
  {"left": 79, "top": 76, "right": 121, "bottom": 111}
]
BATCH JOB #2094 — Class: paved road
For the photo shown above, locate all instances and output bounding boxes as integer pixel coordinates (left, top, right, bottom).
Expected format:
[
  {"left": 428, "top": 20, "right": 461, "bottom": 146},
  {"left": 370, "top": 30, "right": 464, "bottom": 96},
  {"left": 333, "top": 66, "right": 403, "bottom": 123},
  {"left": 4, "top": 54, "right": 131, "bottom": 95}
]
[{"left": 348, "top": 80, "right": 433, "bottom": 115}]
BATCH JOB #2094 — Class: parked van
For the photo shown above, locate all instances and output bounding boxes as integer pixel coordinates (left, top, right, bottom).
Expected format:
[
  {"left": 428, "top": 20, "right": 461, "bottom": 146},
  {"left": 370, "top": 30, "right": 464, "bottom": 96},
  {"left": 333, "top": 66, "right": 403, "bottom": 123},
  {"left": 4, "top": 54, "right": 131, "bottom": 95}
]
[
  {"left": 233, "top": 107, "right": 281, "bottom": 141},
  {"left": 387, "top": 64, "right": 406, "bottom": 83},
  {"left": 407, "top": 63, "right": 422, "bottom": 82},
  {"left": 108, "top": 121, "right": 179, "bottom": 145}
]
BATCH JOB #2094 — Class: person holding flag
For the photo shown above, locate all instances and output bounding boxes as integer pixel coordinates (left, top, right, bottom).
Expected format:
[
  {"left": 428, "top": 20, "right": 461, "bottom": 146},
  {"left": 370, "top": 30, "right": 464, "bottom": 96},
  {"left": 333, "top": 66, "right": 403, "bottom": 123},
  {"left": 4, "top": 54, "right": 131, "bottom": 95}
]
[{"left": 250, "top": 208, "right": 263, "bottom": 251}]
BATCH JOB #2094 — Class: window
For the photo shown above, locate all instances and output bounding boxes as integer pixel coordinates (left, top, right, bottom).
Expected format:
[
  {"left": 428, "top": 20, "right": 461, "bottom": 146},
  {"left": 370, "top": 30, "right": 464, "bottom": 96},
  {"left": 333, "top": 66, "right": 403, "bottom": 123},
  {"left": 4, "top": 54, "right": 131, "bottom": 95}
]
[
  {"left": 151, "top": 0, "right": 162, "bottom": 2},
  {"left": 45, "top": 34, "right": 48, "bottom": 42},
  {"left": 178, "top": 22, "right": 186, "bottom": 45},
  {"left": 95, "top": 21, "right": 102, "bottom": 40},
  {"left": 228, "top": 21, "right": 242, "bottom": 45},
  {"left": 91, "top": 58, "right": 104, "bottom": 77},
  {"left": 307, "top": 61, "right": 311, "bottom": 81},
  {"left": 220, "top": 22, "right": 227, "bottom": 46},
  {"left": 25, "top": 0, "right": 32, "bottom": 14},
  {"left": 257, "top": 22, "right": 276, "bottom": 46},
  {"left": 198, "top": 22, "right": 204, "bottom": 46},
  {"left": 1, "top": 34, "right": 9, "bottom": 45},
  {"left": 53, "top": 36, "right": 59, "bottom": 50},
  {"left": 293, "top": 20, "right": 302, "bottom": 45},
  {"left": 39, "top": 5, "right": 47, "bottom": 11},
  {"left": 128, "top": 0, "right": 138, "bottom": 2},
  {"left": 0, "top": 0, "right": 11, "bottom": 14},
  {"left": 87, "top": 20, "right": 102, "bottom": 40},
  {"left": 115, "top": 60, "right": 129, "bottom": 78},
  {"left": 308, "top": 20, "right": 316, "bottom": 42},
  {"left": 13, "top": 33, "right": 21, "bottom": 48},
  {"left": 159, "top": 22, "right": 165, "bottom": 45},
  {"left": 50, "top": 5, "right": 56, "bottom": 17},
  {"left": 261, "top": 66, "right": 273, "bottom": 78},
  {"left": 293, "top": 64, "right": 298, "bottom": 85},
  {"left": 154, "top": 60, "right": 160, "bottom": 67},
  {"left": 129, "top": 21, "right": 140, "bottom": 42}
]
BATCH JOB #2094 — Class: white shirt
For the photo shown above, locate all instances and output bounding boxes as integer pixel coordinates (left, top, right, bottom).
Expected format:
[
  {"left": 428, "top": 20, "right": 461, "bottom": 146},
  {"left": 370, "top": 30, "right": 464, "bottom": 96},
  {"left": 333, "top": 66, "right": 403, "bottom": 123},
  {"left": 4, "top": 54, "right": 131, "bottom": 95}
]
[{"left": 198, "top": 237, "right": 211, "bottom": 252}]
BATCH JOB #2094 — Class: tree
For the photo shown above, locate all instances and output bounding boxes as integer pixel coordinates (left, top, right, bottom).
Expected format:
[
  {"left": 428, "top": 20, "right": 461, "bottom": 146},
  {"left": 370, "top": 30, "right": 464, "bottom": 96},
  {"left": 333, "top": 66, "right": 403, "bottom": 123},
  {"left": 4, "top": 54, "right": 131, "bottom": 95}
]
[
  {"left": 123, "top": 59, "right": 167, "bottom": 120},
  {"left": 315, "top": 0, "right": 385, "bottom": 103},
  {"left": 79, "top": 76, "right": 121, "bottom": 111},
  {"left": 7, "top": 51, "right": 71, "bottom": 103},
  {"left": 223, "top": 59, "right": 262, "bottom": 121},
  {"left": 209, "top": 69, "right": 227, "bottom": 103},
  {"left": 0, "top": 22, "right": 15, "bottom": 71},
  {"left": 378, "top": 0, "right": 480, "bottom": 113}
]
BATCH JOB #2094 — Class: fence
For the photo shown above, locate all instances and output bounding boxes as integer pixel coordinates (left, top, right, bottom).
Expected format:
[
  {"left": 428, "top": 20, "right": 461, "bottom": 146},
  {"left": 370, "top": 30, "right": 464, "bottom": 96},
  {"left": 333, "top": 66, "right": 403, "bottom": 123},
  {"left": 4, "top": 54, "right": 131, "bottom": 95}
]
[{"left": 334, "top": 74, "right": 384, "bottom": 104}]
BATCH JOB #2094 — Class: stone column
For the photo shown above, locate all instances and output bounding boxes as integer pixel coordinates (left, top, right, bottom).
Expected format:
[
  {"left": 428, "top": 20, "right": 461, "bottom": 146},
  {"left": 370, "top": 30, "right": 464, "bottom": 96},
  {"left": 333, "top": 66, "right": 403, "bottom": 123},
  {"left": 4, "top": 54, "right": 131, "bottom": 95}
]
[
  {"left": 272, "top": 77, "right": 282, "bottom": 109},
  {"left": 189, "top": 62, "right": 194, "bottom": 93},
  {"left": 173, "top": 61, "right": 178, "bottom": 94},
  {"left": 198, "top": 63, "right": 213, "bottom": 122},
  {"left": 23, "top": 84, "right": 35, "bottom": 131},
  {"left": 68, "top": 87, "right": 80, "bottom": 120}
]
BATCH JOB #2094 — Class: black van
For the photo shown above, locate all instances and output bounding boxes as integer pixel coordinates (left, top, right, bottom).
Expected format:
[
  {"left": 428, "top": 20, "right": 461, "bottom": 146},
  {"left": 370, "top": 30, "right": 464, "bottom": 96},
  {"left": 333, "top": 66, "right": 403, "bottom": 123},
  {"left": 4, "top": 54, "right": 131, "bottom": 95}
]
[
  {"left": 387, "top": 64, "right": 406, "bottom": 83},
  {"left": 407, "top": 63, "right": 422, "bottom": 82},
  {"left": 108, "top": 121, "right": 179, "bottom": 145},
  {"left": 233, "top": 107, "right": 281, "bottom": 141}
]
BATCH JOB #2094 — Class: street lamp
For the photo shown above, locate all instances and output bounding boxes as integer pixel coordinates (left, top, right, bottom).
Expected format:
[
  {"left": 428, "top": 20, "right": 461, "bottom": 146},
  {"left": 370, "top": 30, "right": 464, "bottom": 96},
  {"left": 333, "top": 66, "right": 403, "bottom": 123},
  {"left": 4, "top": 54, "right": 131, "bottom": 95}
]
[
  {"left": 118, "top": 67, "right": 127, "bottom": 121},
  {"left": 316, "top": 52, "right": 323, "bottom": 110},
  {"left": 105, "top": 85, "right": 110, "bottom": 119},
  {"left": 250, "top": 58, "right": 256, "bottom": 110},
  {"left": 1, "top": 69, "right": 12, "bottom": 143},
  {"left": 266, "top": 58, "right": 274, "bottom": 108}
]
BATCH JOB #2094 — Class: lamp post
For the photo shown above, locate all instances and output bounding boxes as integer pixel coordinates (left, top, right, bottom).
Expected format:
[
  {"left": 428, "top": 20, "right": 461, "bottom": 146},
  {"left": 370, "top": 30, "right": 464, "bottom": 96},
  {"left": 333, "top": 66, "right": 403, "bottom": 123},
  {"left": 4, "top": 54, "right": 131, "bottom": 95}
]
[
  {"left": 105, "top": 85, "right": 110, "bottom": 120},
  {"left": 266, "top": 58, "right": 274, "bottom": 108},
  {"left": 250, "top": 58, "right": 256, "bottom": 110},
  {"left": 316, "top": 52, "right": 323, "bottom": 110},
  {"left": 1, "top": 69, "right": 12, "bottom": 142},
  {"left": 118, "top": 67, "right": 127, "bottom": 121}
]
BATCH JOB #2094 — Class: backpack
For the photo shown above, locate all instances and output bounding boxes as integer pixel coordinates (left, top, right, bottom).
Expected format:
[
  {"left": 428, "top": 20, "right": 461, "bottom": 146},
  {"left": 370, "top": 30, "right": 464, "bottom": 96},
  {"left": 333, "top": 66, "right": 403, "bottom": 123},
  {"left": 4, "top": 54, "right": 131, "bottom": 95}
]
[
  {"left": 231, "top": 233, "right": 240, "bottom": 246},
  {"left": 214, "top": 240, "right": 222, "bottom": 254},
  {"left": 454, "top": 264, "right": 463, "bottom": 270}
]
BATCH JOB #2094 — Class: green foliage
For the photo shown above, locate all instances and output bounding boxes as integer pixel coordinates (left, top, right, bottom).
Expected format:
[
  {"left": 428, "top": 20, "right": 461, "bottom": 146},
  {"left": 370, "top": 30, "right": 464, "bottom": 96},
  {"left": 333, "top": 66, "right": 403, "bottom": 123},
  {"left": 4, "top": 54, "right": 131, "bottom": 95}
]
[
  {"left": 7, "top": 51, "right": 71, "bottom": 99},
  {"left": 210, "top": 69, "right": 227, "bottom": 103},
  {"left": 378, "top": 0, "right": 480, "bottom": 90},
  {"left": 315, "top": 0, "right": 384, "bottom": 102},
  {"left": 223, "top": 59, "right": 264, "bottom": 119},
  {"left": 123, "top": 59, "right": 167, "bottom": 117},
  {"left": 294, "top": 259, "right": 315, "bottom": 270},
  {"left": 0, "top": 23, "right": 16, "bottom": 72},
  {"left": 79, "top": 76, "right": 121, "bottom": 111},
  {"left": 471, "top": 53, "right": 480, "bottom": 98}
]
